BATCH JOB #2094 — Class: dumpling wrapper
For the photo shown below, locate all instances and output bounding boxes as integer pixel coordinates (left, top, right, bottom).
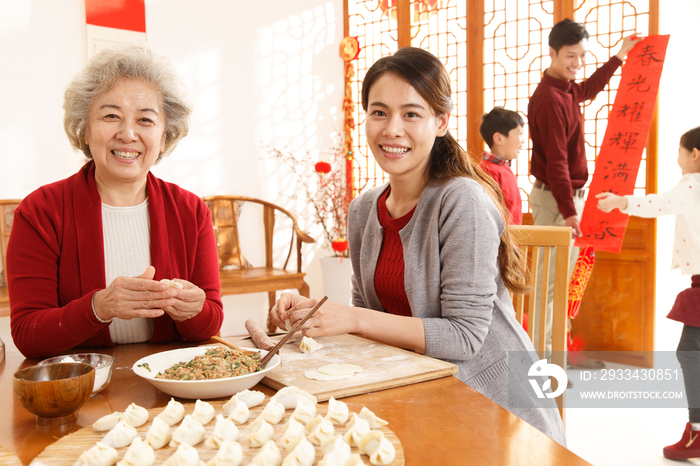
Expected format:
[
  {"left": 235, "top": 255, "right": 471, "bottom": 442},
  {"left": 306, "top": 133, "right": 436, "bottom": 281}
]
[
  {"left": 299, "top": 336, "right": 323, "bottom": 354},
  {"left": 304, "top": 370, "right": 351, "bottom": 381},
  {"left": 317, "top": 363, "right": 362, "bottom": 376},
  {"left": 92, "top": 411, "right": 123, "bottom": 432},
  {"left": 160, "top": 278, "right": 184, "bottom": 289},
  {"left": 116, "top": 436, "right": 155, "bottom": 466},
  {"left": 73, "top": 441, "right": 118, "bottom": 466}
]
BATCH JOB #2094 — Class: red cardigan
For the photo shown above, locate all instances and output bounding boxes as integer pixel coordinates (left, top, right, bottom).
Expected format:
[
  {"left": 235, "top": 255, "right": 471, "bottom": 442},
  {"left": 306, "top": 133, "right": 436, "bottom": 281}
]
[
  {"left": 7, "top": 162, "right": 223, "bottom": 358},
  {"left": 479, "top": 157, "right": 522, "bottom": 225}
]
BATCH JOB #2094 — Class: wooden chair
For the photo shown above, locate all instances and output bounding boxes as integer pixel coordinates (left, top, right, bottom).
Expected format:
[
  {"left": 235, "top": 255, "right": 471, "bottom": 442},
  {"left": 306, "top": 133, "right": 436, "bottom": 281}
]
[
  {"left": 203, "top": 196, "right": 315, "bottom": 331},
  {"left": 0, "top": 200, "right": 21, "bottom": 317},
  {"left": 510, "top": 225, "right": 571, "bottom": 421}
]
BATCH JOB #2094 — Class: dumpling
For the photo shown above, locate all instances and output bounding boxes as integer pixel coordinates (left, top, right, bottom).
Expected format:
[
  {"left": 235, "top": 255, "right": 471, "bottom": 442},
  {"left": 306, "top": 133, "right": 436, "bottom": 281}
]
[
  {"left": 223, "top": 398, "right": 250, "bottom": 424},
  {"left": 317, "top": 435, "right": 351, "bottom": 466},
  {"left": 205, "top": 440, "right": 243, "bottom": 466},
  {"left": 257, "top": 399, "right": 286, "bottom": 424},
  {"left": 271, "top": 386, "right": 317, "bottom": 410},
  {"left": 120, "top": 403, "right": 149, "bottom": 428},
  {"left": 345, "top": 454, "right": 367, "bottom": 466},
  {"left": 249, "top": 440, "right": 282, "bottom": 466},
  {"left": 170, "top": 415, "right": 205, "bottom": 448},
  {"left": 190, "top": 399, "right": 216, "bottom": 426},
  {"left": 358, "top": 407, "right": 388, "bottom": 429},
  {"left": 233, "top": 389, "right": 266, "bottom": 408},
  {"left": 162, "top": 442, "right": 199, "bottom": 466},
  {"left": 289, "top": 398, "right": 316, "bottom": 425},
  {"left": 102, "top": 420, "right": 138, "bottom": 449},
  {"left": 281, "top": 435, "right": 315, "bottom": 466},
  {"left": 92, "top": 412, "right": 123, "bottom": 432},
  {"left": 342, "top": 414, "right": 370, "bottom": 447},
  {"left": 245, "top": 418, "right": 274, "bottom": 448},
  {"left": 306, "top": 417, "right": 335, "bottom": 446},
  {"left": 323, "top": 397, "right": 348, "bottom": 425},
  {"left": 304, "top": 415, "right": 324, "bottom": 434},
  {"left": 73, "top": 441, "right": 118, "bottom": 466},
  {"left": 299, "top": 336, "right": 323, "bottom": 354},
  {"left": 146, "top": 416, "right": 172, "bottom": 450},
  {"left": 276, "top": 418, "right": 307, "bottom": 451},
  {"left": 157, "top": 398, "right": 186, "bottom": 426},
  {"left": 116, "top": 436, "right": 155, "bottom": 466},
  {"left": 205, "top": 414, "right": 239, "bottom": 449},
  {"left": 358, "top": 430, "right": 395, "bottom": 466}
]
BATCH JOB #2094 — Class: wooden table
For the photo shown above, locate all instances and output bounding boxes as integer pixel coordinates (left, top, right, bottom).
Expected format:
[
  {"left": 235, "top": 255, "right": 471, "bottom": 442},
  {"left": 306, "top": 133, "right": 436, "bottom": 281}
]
[{"left": 0, "top": 337, "right": 592, "bottom": 465}]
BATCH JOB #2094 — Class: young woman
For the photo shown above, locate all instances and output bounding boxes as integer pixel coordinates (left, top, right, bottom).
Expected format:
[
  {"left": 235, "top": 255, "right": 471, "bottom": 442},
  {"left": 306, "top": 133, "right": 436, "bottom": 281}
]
[
  {"left": 270, "top": 47, "right": 565, "bottom": 445},
  {"left": 598, "top": 127, "right": 700, "bottom": 460}
]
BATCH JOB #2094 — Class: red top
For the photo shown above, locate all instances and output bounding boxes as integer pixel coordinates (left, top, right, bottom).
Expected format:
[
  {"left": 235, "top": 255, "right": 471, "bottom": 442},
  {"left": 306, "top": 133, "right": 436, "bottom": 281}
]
[
  {"left": 528, "top": 56, "right": 622, "bottom": 218},
  {"left": 7, "top": 162, "right": 223, "bottom": 358},
  {"left": 374, "top": 188, "right": 415, "bottom": 317},
  {"left": 479, "top": 154, "right": 523, "bottom": 225}
]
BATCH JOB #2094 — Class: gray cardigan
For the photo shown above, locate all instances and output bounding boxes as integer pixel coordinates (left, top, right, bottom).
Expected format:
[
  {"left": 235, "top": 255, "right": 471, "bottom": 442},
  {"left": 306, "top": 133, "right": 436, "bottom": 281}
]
[{"left": 349, "top": 177, "right": 566, "bottom": 445}]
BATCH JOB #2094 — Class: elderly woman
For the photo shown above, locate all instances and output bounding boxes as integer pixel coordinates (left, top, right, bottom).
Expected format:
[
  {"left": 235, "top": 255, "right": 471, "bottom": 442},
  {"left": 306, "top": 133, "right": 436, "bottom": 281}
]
[{"left": 7, "top": 44, "right": 223, "bottom": 359}]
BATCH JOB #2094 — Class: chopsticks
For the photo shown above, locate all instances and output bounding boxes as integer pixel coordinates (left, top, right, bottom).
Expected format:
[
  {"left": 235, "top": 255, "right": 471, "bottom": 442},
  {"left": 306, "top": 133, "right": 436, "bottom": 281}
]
[
  {"left": 210, "top": 335, "right": 259, "bottom": 355},
  {"left": 259, "top": 296, "right": 328, "bottom": 368}
]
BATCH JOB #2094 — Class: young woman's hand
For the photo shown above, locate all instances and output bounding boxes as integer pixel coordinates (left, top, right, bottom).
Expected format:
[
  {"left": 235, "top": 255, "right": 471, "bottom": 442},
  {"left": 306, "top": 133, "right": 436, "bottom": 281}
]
[
  {"left": 270, "top": 293, "right": 355, "bottom": 337},
  {"left": 596, "top": 192, "right": 628, "bottom": 212}
]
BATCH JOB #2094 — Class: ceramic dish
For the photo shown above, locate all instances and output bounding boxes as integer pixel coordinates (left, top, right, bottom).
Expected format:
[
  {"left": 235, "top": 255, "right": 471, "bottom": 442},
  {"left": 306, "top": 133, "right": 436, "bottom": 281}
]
[
  {"left": 38, "top": 353, "right": 114, "bottom": 394},
  {"left": 132, "top": 346, "right": 280, "bottom": 399}
]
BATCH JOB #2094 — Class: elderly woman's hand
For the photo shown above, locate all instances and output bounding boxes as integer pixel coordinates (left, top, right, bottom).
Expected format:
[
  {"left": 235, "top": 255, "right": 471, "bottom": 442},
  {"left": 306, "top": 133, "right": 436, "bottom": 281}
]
[
  {"left": 160, "top": 279, "right": 206, "bottom": 322},
  {"left": 92, "top": 266, "right": 172, "bottom": 321}
]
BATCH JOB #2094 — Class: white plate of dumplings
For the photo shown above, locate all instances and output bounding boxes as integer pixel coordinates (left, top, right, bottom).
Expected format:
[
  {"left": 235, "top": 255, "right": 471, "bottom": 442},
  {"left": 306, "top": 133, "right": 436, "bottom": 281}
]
[{"left": 132, "top": 346, "right": 281, "bottom": 399}]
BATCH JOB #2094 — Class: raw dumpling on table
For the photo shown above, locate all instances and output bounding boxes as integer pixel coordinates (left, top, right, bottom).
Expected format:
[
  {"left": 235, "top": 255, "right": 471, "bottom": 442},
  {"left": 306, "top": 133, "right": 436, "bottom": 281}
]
[
  {"left": 358, "top": 430, "right": 395, "bottom": 466},
  {"left": 289, "top": 398, "right": 316, "bottom": 425},
  {"left": 307, "top": 417, "right": 335, "bottom": 446},
  {"left": 233, "top": 389, "right": 265, "bottom": 408},
  {"left": 257, "top": 398, "right": 286, "bottom": 424},
  {"left": 358, "top": 407, "right": 388, "bottom": 429},
  {"left": 102, "top": 420, "right": 138, "bottom": 449},
  {"left": 317, "top": 435, "right": 351, "bottom": 466},
  {"left": 116, "top": 436, "right": 155, "bottom": 466},
  {"left": 323, "top": 397, "right": 349, "bottom": 425},
  {"left": 170, "top": 415, "right": 205, "bottom": 448},
  {"left": 162, "top": 442, "right": 200, "bottom": 466},
  {"left": 120, "top": 403, "right": 149, "bottom": 428},
  {"left": 73, "top": 441, "right": 118, "bottom": 466},
  {"left": 205, "top": 414, "right": 239, "bottom": 449},
  {"left": 319, "top": 435, "right": 350, "bottom": 457},
  {"left": 191, "top": 399, "right": 216, "bottom": 426},
  {"left": 145, "top": 416, "right": 172, "bottom": 450},
  {"left": 270, "top": 386, "right": 317, "bottom": 410},
  {"left": 92, "top": 412, "right": 123, "bottom": 432},
  {"left": 223, "top": 398, "right": 250, "bottom": 424},
  {"left": 157, "top": 398, "right": 186, "bottom": 426},
  {"left": 276, "top": 417, "right": 306, "bottom": 451},
  {"left": 204, "top": 439, "right": 243, "bottom": 466},
  {"left": 280, "top": 435, "right": 315, "bottom": 466},
  {"left": 249, "top": 440, "right": 282, "bottom": 466},
  {"left": 345, "top": 454, "right": 368, "bottom": 466},
  {"left": 342, "top": 414, "right": 370, "bottom": 447},
  {"left": 245, "top": 418, "right": 274, "bottom": 448}
]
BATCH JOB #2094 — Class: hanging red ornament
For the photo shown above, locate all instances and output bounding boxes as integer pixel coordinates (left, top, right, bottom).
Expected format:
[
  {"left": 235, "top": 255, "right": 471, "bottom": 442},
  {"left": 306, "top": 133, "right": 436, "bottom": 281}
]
[
  {"left": 331, "top": 238, "right": 349, "bottom": 253},
  {"left": 314, "top": 161, "right": 331, "bottom": 174}
]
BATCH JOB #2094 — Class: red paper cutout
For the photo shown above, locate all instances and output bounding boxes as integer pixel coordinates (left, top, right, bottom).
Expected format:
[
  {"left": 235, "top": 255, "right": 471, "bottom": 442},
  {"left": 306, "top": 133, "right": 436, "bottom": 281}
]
[
  {"left": 576, "top": 35, "right": 670, "bottom": 253},
  {"left": 85, "top": 0, "right": 146, "bottom": 33}
]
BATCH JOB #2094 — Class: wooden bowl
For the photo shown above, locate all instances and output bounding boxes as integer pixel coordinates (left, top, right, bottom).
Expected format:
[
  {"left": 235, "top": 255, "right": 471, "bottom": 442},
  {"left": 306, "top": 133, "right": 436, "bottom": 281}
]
[{"left": 13, "top": 363, "right": 95, "bottom": 425}]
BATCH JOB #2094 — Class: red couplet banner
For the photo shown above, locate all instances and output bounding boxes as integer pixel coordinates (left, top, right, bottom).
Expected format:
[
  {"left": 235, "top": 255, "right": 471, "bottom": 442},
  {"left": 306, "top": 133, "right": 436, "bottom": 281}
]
[
  {"left": 576, "top": 35, "right": 670, "bottom": 253},
  {"left": 85, "top": 0, "right": 146, "bottom": 33}
]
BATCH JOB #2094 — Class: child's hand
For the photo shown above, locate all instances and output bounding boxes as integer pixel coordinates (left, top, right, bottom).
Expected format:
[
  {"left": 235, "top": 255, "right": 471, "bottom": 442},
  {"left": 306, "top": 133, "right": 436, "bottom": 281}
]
[{"left": 596, "top": 192, "right": 628, "bottom": 212}]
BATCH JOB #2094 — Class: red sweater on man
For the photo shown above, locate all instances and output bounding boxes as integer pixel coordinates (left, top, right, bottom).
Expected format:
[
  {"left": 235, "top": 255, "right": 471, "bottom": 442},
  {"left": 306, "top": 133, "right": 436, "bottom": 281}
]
[
  {"left": 7, "top": 162, "right": 223, "bottom": 358},
  {"left": 528, "top": 56, "right": 622, "bottom": 219}
]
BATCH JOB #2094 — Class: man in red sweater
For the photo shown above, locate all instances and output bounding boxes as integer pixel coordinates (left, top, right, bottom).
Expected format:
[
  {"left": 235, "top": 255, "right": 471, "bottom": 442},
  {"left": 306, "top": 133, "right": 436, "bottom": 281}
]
[
  {"left": 479, "top": 107, "right": 525, "bottom": 225},
  {"left": 528, "top": 19, "right": 640, "bottom": 354}
]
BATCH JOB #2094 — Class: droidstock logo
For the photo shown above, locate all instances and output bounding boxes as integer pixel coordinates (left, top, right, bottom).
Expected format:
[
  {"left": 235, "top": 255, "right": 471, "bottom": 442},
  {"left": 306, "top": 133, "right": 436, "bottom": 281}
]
[{"left": 528, "top": 359, "right": 568, "bottom": 399}]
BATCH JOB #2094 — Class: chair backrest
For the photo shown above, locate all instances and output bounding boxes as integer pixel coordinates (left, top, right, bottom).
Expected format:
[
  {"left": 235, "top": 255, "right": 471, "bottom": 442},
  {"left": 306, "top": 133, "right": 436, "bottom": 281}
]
[
  {"left": 202, "top": 196, "right": 313, "bottom": 272},
  {"left": 0, "top": 200, "right": 21, "bottom": 288},
  {"left": 510, "top": 224, "right": 571, "bottom": 421}
]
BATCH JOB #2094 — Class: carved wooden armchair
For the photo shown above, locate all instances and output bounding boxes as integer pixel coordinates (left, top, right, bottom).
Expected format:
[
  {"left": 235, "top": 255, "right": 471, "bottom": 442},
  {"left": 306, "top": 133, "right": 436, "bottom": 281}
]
[
  {"left": 203, "top": 196, "right": 315, "bottom": 331},
  {"left": 0, "top": 200, "right": 21, "bottom": 316}
]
